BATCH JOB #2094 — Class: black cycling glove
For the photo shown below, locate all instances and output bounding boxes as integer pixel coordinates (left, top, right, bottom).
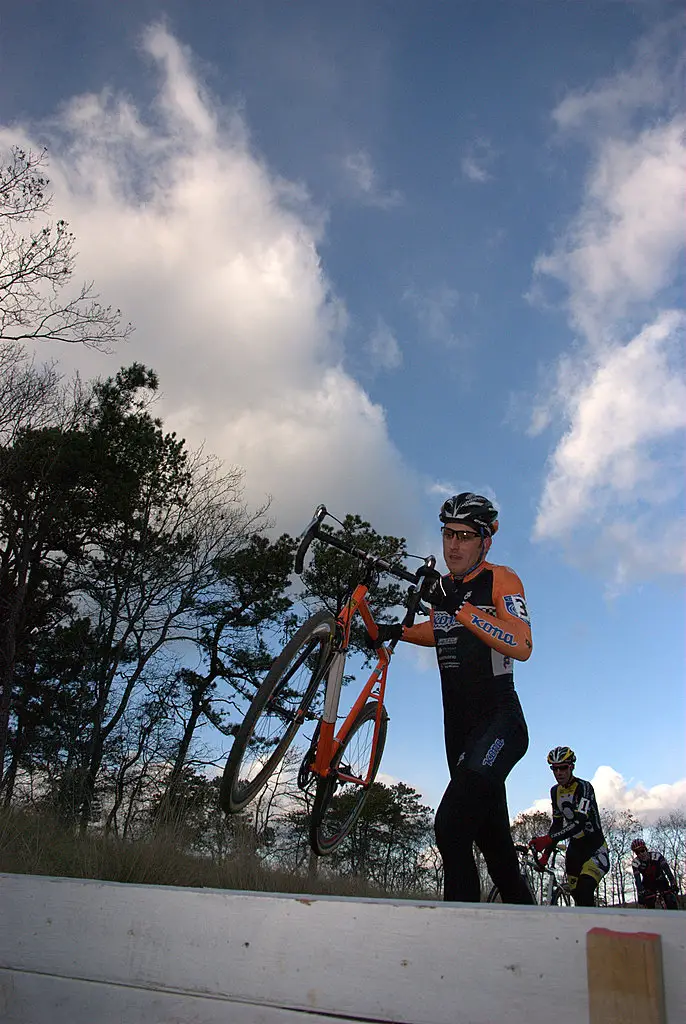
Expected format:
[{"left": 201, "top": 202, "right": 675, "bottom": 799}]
[
  {"left": 364, "top": 623, "right": 403, "bottom": 649},
  {"left": 419, "top": 569, "right": 463, "bottom": 615}
]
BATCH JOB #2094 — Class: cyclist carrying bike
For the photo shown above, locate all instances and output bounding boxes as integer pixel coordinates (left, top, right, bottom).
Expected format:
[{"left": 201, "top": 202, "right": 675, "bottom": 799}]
[
  {"left": 631, "top": 838, "right": 679, "bottom": 909},
  {"left": 369, "top": 493, "right": 534, "bottom": 904},
  {"left": 530, "top": 747, "right": 609, "bottom": 907}
]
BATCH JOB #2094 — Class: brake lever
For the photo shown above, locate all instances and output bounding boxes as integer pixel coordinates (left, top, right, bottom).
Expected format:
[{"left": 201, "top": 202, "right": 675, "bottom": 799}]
[{"left": 402, "top": 584, "right": 432, "bottom": 627}]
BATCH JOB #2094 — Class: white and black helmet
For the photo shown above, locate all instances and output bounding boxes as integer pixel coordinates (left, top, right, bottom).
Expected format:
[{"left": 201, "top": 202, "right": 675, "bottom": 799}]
[{"left": 439, "top": 493, "right": 499, "bottom": 536}]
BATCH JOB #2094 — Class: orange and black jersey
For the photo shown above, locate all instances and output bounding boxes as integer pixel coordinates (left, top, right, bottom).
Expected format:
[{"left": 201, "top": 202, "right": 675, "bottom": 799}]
[{"left": 401, "top": 562, "right": 532, "bottom": 726}]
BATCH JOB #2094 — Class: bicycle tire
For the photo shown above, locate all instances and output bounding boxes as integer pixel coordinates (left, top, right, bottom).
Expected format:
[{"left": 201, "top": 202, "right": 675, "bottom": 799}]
[
  {"left": 220, "top": 610, "right": 336, "bottom": 813},
  {"left": 650, "top": 892, "right": 670, "bottom": 911},
  {"left": 487, "top": 864, "right": 542, "bottom": 905},
  {"left": 551, "top": 887, "right": 572, "bottom": 907},
  {"left": 309, "top": 700, "right": 388, "bottom": 856},
  {"left": 485, "top": 880, "right": 536, "bottom": 904},
  {"left": 487, "top": 880, "right": 566, "bottom": 906},
  {"left": 486, "top": 885, "right": 501, "bottom": 903}
]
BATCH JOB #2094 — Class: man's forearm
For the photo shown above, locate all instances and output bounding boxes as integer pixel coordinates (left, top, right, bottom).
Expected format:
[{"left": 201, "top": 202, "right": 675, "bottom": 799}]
[{"left": 455, "top": 602, "right": 532, "bottom": 661}]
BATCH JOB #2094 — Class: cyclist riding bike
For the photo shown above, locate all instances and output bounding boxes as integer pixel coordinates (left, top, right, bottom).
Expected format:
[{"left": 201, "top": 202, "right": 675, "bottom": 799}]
[
  {"left": 368, "top": 492, "right": 534, "bottom": 904},
  {"left": 530, "top": 747, "right": 609, "bottom": 907},
  {"left": 631, "top": 838, "right": 679, "bottom": 909}
]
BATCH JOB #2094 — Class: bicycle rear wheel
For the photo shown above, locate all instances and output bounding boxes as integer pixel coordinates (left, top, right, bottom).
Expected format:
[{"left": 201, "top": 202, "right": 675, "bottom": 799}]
[
  {"left": 309, "top": 700, "right": 388, "bottom": 856},
  {"left": 220, "top": 610, "right": 336, "bottom": 813}
]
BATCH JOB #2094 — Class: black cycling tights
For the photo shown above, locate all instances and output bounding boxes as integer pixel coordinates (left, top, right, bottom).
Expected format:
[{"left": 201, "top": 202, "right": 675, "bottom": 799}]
[
  {"left": 572, "top": 875, "right": 598, "bottom": 907},
  {"left": 435, "top": 767, "right": 534, "bottom": 904}
]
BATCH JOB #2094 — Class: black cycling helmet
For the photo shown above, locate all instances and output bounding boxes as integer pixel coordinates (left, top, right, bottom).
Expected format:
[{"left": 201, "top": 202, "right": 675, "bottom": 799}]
[{"left": 439, "top": 493, "right": 499, "bottom": 536}]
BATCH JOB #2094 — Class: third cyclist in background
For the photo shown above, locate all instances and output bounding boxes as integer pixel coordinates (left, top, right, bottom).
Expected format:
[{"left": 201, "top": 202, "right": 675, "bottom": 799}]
[
  {"left": 631, "top": 838, "right": 680, "bottom": 909},
  {"left": 530, "top": 747, "right": 609, "bottom": 907}
]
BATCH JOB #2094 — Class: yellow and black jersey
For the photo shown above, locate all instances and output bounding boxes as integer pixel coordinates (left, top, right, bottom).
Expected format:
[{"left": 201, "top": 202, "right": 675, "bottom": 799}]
[{"left": 549, "top": 777, "right": 604, "bottom": 845}]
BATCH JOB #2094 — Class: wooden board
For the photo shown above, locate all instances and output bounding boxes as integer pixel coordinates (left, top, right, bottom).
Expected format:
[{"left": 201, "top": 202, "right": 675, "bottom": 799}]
[
  {"left": 0, "top": 969, "right": 359, "bottom": 1024},
  {"left": 587, "top": 927, "right": 666, "bottom": 1024},
  {"left": 1, "top": 873, "right": 685, "bottom": 1024}
]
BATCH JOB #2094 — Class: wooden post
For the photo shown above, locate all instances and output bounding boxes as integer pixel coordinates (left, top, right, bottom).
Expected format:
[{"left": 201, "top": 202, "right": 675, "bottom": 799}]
[{"left": 587, "top": 927, "right": 666, "bottom": 1024}]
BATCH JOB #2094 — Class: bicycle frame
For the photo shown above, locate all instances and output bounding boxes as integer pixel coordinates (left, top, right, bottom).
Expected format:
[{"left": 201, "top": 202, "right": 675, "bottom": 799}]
[
  {"left": 520, "top": 844, "right": 569, "bottom": 905},
  {"left": 535, "top": 858, "right": 567, "bottom": 906},
  {"left": 311, "top": 583, "right": 390, "bottom": 786},
  {"left": 294, "top": 503, "right": 436, "bottom": 793}
]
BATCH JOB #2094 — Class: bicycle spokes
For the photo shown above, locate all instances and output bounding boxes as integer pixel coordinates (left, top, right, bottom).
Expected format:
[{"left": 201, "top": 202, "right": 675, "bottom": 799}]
[
  {"left": 220, "top": 611, "right": 335, "bottom": 813},
  {"left": 309, "top": 701, "right": 387, "bottom": 855}
]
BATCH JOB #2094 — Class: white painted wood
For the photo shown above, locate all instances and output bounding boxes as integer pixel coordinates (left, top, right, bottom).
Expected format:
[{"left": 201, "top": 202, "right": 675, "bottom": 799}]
[
  {"left": 0, "top": 969, "right": 349, "bottom": 1024},
  {"left": 1, "top": 872, "right": 685, "bottom": 1024}
]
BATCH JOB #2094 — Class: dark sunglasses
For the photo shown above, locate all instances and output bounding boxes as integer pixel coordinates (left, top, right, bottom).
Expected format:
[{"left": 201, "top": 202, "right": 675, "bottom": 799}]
[{"left": 441, "top": 526, "right": 480, "bottom": 543}]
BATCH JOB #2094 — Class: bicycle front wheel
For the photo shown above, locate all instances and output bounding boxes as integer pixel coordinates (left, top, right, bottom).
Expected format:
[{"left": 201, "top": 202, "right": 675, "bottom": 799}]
[
  {"left": 552, "top": 887, "right": 572, "bottom": 907},
  {"left": 487, "top": 864, "right": 539, "bottom": 904},
  {"left": 309, "top": 700, "right": 388, "bottom": 856},
  {"left": 486, "top": 885, "right": 501, "bottom": 903},
  {"left": 220, "top": 610, "right": 336, "bottom": 814}
]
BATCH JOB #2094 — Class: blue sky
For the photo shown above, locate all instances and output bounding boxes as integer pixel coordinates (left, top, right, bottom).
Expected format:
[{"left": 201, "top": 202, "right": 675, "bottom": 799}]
[{"left": 1, "top": 1, "right": 684, "bottom": 822}]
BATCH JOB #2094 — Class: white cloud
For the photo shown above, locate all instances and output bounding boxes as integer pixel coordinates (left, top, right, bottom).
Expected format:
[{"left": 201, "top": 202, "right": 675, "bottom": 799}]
[
  {"left": 404, "top": 285, "right": 462, "bottom": 347},
  {"left": 534, "top": 120, "right": 686, "bottom": 343},
  {"left": 591, "top": 767, "right": 686, "bottom": 825},
  {"left": 534, "top": 311, "right": 686, "bottom": 541},
  {"left": 461, "top": 156, "right": 489, "bottom": 184},
  {"left": 368, "top": 317, "right": 402, "bottom": 371},
  {"left": 426, "top": 480, "right": 499, "bottom": 507},
  {"left": 530, "top": 33, "right": 686, "bottom": 581},
  {"left": 2, "top": 23, "right": 420, "bottom": 537},
  {"left": 553, "top": 67, "right": 664, "bottom": 137},
  {"left": 551, "top": 18, "right": 684, "bottom": 138},
  {"left": 143, "top": 23, "right": 217, "bottom": 138},
  {"left": 460, "top": 139, "right": 496, "bottom": 184},
  {"left": 427, "top": 480, "right": 458, "bottom": 497},
  {"left": 342, "top": 149, "right": 403, "bottom": 209},
  {"left": 522, "top": 767, "right": 686, "bottom": 826},
  {"left": 597, "top": 516, "right": 686, "bottom": 590},
  {"left": 376, "top": 771, "right": 401, "bottom": 788}
]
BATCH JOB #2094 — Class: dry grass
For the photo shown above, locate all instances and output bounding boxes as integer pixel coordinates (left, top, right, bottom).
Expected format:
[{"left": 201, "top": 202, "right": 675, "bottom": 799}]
[{"left": 0, "top": 807, "right": 407, "bottom": 899}]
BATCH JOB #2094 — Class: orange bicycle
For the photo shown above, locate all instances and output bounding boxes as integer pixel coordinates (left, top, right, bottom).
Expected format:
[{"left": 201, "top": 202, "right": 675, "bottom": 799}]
[{"left": 219, "top": 504, "right": 435, "bottom": 855}]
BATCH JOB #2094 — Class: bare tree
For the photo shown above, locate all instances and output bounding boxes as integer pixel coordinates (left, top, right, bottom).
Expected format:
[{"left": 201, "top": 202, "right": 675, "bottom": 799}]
[
  {"left": 72, "top": 453, "right": 258, "bottom": 827},
  {"left": 0, "top": 343, "right": 62, "bottom": 442},
  {"left": 101, "top": 681, "right": 178, "bottom": 835},
  {"left": 510, "top": 809, "right": 551, "bottom": 845},
  {"left": 419, "top": 845, "right": 444, "bottom": 899},
  {"left": 0, "top": 147, "right": 131, "bottom": 348},
  {"left": 600, "top": 808, "right": 641, "bottom": 905},
  {"left": 651, "top": 811, "right": 686, "bottom": 894}
]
